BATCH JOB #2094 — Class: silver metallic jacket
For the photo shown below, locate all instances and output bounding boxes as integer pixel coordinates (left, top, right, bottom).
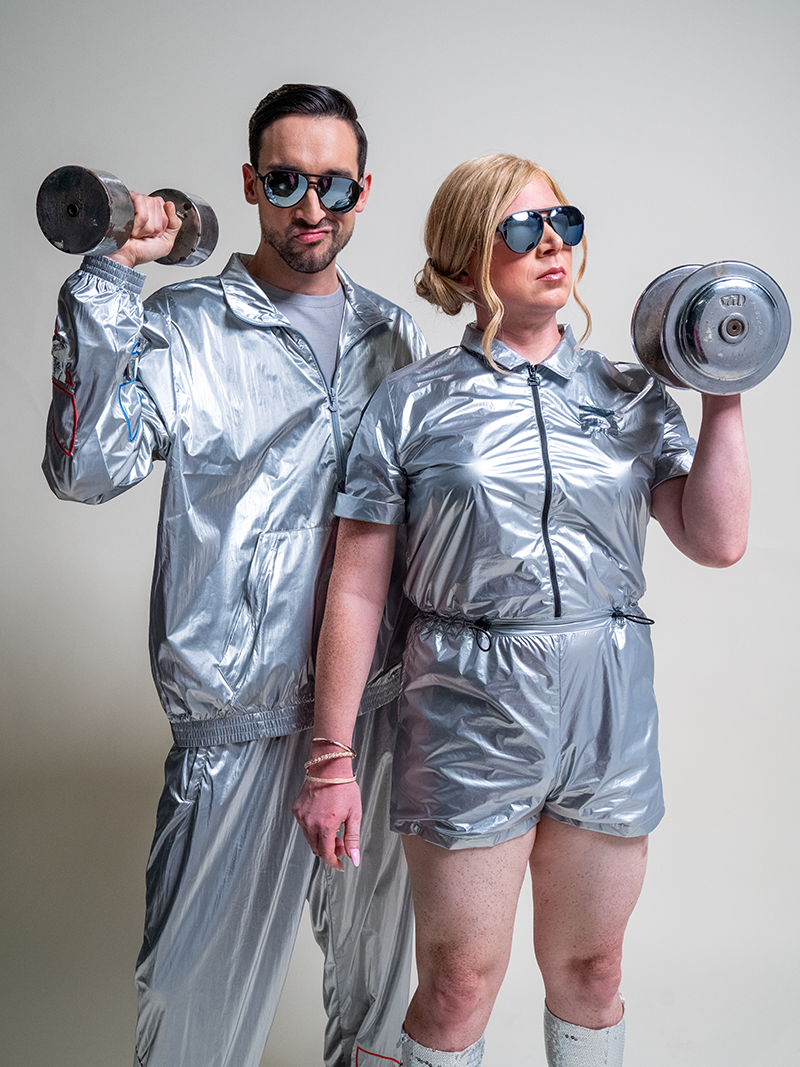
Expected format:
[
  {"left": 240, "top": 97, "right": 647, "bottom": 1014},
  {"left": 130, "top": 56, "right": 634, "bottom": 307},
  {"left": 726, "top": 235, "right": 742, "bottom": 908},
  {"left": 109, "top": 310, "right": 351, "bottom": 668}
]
[
  {"left": 43, "top": 253, "right": 428, "bottom": 745},
  {"left": 337, "top": 325, "right": 695, "bottom": 622}
]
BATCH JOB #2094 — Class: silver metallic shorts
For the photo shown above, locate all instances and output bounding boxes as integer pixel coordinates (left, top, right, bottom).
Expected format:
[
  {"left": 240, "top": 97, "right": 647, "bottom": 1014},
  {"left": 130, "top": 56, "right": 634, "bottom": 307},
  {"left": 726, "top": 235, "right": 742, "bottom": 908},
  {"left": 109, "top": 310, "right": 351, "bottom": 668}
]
[{"left": 391, "top": 613, "right": 663, "bottom": 849}]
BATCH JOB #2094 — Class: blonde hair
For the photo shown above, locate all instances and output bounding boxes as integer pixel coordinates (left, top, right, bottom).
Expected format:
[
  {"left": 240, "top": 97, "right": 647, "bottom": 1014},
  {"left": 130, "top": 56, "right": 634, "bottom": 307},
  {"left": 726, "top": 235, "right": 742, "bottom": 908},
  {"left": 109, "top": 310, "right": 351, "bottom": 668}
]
[{"left": 415, "top": 154, "right": 591, "bottom": 369}]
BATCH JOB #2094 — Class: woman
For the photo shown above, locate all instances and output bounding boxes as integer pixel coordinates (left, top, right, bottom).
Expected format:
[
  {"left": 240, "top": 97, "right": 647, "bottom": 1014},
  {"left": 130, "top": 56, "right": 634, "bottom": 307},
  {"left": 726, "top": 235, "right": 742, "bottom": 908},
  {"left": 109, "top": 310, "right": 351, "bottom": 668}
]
[{"left": 294, "top": 154, "right": 749, "bottom": 1067}]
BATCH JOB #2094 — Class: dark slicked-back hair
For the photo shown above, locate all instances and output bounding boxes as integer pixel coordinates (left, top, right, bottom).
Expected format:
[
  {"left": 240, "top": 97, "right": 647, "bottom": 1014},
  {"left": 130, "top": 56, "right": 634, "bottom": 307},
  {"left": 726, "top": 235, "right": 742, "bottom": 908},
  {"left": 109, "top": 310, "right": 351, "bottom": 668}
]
[{"left": 248, "top": 84, "right": 368, "bottom": 176}]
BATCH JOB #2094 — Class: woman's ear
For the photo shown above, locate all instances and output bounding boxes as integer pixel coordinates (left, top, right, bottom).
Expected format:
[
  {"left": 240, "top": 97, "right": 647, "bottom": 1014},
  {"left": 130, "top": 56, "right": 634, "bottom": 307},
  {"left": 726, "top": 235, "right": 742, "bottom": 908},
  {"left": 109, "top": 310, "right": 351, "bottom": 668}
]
[{"left": 459, "top": 256, "right": 477, "bottom": 293}]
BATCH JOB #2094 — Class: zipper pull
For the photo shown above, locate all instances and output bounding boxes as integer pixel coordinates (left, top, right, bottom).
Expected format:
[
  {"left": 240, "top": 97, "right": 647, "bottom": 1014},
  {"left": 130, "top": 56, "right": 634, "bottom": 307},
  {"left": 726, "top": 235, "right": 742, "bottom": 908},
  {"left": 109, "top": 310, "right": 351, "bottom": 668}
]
[{"left": 527, "top": 363, "right": 541, "bottom": 386}]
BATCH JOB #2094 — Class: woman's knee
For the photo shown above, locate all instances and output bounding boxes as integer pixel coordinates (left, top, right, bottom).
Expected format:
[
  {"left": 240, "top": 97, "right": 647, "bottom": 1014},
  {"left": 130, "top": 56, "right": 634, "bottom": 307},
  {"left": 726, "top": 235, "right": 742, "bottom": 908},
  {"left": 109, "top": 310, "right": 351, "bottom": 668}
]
[
  {"left": 550, "top": 949, "right": 623, "bottom": 1008},
  {"left": 418, "top": 950, "right": 499, "bottom": 1025}
]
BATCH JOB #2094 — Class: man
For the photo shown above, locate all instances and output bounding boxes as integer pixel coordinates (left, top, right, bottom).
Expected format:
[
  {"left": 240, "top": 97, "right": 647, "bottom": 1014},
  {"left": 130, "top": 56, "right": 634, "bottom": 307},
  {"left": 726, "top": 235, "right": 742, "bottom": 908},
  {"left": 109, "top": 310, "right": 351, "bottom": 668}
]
[{"left": 43, "top": 84, "right": 427, "bottom": 1067}]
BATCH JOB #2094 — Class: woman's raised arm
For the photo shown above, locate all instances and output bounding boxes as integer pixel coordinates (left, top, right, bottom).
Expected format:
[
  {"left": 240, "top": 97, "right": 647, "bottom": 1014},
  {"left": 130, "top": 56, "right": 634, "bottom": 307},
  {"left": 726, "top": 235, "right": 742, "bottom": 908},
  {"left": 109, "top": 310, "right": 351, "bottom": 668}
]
[{"left": 651, "top": 393, "right": 750, "bottom": 567}]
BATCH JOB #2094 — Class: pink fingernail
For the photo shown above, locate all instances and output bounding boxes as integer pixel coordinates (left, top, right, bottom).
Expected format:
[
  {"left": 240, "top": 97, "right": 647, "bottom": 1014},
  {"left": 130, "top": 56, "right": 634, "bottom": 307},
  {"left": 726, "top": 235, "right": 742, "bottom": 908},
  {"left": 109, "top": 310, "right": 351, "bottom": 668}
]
[{"left": 351, "top": 848, "right": 360, "bottom": 868}]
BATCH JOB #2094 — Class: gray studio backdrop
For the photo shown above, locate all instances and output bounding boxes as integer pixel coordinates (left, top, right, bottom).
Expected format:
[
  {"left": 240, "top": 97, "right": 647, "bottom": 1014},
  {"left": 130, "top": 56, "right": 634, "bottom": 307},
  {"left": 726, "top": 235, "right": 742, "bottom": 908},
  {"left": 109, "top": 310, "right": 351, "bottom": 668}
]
[{"left": 2, "top": 2, "right": 797, "bottom": 1065}]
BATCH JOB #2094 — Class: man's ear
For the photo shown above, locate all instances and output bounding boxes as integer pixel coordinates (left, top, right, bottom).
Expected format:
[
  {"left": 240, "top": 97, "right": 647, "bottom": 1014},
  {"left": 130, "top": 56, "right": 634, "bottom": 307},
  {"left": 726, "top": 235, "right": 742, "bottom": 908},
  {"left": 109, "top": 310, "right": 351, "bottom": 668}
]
[
  {"left": 243, "top": 163, "right": 259, "bottom": 206},
  {"left": 354, "top": 172, "right": 372, "bottom": 214}
]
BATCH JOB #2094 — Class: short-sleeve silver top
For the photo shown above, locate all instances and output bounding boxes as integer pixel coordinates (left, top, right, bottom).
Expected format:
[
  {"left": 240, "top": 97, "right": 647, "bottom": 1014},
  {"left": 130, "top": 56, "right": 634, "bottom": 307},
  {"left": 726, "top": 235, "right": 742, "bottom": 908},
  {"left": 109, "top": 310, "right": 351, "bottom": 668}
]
[{"left": 336, "top": 324, "right": 695, "bottom": 623}]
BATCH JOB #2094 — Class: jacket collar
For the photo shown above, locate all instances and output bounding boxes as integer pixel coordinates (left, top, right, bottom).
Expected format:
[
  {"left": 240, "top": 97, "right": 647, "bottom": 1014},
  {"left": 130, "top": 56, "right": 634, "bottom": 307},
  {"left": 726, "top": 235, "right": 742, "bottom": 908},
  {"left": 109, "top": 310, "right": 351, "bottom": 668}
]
[
  {"left": 220, "top": 253, "right": 390, "bottom": 341},
  {"left": 461, "top": 322, "right": 580, "bottom": 380}
]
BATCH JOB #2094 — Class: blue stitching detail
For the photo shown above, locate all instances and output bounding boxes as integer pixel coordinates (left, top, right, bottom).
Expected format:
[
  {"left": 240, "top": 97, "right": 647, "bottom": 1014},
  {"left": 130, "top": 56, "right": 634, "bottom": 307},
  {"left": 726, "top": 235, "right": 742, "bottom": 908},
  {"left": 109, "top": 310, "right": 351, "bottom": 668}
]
[{"left": 118, "top": 382, "right": 141, "bottom": 441}]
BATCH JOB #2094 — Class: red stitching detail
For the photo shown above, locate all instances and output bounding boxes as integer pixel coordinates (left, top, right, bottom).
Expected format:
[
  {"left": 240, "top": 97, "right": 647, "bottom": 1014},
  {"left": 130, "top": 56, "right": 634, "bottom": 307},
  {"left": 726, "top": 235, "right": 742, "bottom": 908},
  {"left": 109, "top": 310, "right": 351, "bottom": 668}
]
[
  {"left": 355, "top": 1047, "right": 401, "bottom": 1066},
  {"left": 51, "top": 377, "right": 77, "bottom": 456}
]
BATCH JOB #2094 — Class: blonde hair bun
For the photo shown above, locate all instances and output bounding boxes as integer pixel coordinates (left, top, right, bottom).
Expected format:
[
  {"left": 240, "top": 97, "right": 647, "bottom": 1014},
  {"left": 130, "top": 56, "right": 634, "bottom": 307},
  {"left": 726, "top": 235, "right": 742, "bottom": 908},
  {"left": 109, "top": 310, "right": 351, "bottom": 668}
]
[{"left": 415, "top": 259, "right": 469, "bottom": 316}]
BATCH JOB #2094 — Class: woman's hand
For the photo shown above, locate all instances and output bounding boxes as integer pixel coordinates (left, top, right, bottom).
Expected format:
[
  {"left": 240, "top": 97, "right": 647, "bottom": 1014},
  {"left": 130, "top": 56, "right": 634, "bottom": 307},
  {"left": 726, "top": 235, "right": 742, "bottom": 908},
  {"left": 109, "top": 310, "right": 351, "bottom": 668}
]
[
  {"left": 293, "top": 779, "right": 362, "bottom": 871},
  {"left": 293, "top": 519, "right": 397, "bottom": 869}
]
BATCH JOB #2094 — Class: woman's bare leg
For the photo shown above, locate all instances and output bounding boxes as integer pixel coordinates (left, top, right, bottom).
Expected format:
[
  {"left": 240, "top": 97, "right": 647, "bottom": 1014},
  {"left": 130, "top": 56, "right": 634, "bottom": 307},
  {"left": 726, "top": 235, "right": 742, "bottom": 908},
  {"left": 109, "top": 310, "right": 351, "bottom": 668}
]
[
  {"left": 402, "top": 826, "right": 537, "bottom": 1052},
  {"left": 529, "top": 814, "right": 648, "bottom": 1029}
]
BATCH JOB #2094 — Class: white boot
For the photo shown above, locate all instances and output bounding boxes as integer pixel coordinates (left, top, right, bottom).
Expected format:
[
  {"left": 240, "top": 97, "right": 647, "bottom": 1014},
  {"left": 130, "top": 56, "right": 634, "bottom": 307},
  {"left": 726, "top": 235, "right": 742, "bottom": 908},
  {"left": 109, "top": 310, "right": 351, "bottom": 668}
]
[
  {"left": 398, "top": 1029, "right": 485, "bottom": 1067},
  {"left": 543, "top": 1004, "right": 625, "bottom": 1067}
]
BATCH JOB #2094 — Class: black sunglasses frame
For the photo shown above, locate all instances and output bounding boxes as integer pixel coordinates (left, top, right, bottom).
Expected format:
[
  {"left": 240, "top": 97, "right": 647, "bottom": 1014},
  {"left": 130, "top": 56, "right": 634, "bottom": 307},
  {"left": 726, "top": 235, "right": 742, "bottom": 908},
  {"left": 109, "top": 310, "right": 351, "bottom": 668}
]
[
  {"left": 255, "top": 169, "right": 364, "bottom": 214},
  {"left": 496, "top": 206, "right": 585, "bottom": 254}
]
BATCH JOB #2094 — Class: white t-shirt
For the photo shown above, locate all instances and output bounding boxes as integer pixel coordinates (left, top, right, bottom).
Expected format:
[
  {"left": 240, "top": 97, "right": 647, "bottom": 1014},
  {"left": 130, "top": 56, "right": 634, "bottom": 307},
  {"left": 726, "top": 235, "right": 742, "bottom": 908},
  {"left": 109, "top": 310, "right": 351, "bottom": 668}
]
[{"left": 258, "top": 279, "right": 345, "bottom": 385}]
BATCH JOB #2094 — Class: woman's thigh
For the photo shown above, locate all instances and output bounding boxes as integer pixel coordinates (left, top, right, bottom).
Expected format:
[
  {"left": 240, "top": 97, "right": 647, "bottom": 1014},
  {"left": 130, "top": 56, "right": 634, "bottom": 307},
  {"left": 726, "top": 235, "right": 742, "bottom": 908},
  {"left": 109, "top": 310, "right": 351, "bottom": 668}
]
[
  {"left": 402, "top": 827, "right": 538, "bottom": 1047},
  {"left": 404, "top": 827, "right": 536, "bottom": 981},
  {"left": 529, "top": 814, "right": 648, "bottom": 1025}
]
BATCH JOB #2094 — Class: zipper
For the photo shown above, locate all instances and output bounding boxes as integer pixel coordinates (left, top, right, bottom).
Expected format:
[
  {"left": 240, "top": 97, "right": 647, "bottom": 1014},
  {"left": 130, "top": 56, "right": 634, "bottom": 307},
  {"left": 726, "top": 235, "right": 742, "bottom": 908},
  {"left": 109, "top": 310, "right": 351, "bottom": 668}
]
[
  {"left": 281, "top": 327, "right": 348, "bottom": 487},
  {"left": 527, "top": 364, "right": 562, "bottom": 617},
  {"left": 287, "top": 314, "right": 388, "bottom": 491},
  {"left": 326, "top": 389, "right": 347, "bottom": 488}
]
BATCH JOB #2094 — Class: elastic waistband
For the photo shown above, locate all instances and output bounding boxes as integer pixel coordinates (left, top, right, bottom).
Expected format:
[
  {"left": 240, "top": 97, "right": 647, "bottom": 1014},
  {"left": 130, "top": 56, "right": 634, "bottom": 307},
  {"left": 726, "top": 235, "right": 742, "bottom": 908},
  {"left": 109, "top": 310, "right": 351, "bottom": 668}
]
[
  {"left": 169, "top": 663, "right": 403, "bottom": 747},
  {"left": 415, "top": 607, "right": 654, "bottom": 651}
]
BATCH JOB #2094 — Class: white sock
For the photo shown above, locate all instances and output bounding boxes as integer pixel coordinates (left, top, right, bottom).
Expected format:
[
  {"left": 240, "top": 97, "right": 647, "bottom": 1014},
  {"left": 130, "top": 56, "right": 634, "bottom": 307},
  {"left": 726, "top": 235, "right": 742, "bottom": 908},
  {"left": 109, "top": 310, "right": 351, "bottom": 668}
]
[
  {"left": 398, "top": 1028, "right": 485, "bottom": 1067},
  {"left": 543, "top": 1004, "right": 625, "bottom": 1067}
]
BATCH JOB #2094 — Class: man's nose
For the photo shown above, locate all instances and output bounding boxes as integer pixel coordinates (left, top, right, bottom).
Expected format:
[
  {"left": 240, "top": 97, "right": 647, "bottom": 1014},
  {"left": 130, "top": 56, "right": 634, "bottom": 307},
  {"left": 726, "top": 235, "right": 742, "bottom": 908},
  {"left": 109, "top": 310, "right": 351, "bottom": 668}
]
[{"left": 294, "top": 184, "right": 327, "bottom": 222}]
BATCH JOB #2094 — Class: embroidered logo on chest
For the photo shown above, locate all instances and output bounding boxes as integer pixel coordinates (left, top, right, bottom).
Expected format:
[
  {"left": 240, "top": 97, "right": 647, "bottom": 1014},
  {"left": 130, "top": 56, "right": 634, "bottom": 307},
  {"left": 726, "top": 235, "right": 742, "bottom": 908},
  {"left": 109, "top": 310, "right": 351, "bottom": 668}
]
[{"left": 578, "top": 404, "right": 620, "bottom": 437}]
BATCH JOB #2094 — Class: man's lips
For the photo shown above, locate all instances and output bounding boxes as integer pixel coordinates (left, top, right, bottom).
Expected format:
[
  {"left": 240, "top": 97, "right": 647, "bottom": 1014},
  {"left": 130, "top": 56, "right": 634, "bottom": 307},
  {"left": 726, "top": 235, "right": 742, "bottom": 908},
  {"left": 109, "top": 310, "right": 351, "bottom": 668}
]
[{"left": 293, "top": 227, "right": 332, "bottom": 244}]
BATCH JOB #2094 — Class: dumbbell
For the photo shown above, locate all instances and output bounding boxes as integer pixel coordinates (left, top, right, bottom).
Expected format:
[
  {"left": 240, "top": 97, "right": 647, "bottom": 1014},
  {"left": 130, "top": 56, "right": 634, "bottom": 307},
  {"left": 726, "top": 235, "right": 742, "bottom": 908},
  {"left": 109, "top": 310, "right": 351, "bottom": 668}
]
[
  {"left": 631, "top": 261, "right": 790, "bottom": 393},
  {"left": 36, "top": 165, "right": 219, "bottom": 266}
]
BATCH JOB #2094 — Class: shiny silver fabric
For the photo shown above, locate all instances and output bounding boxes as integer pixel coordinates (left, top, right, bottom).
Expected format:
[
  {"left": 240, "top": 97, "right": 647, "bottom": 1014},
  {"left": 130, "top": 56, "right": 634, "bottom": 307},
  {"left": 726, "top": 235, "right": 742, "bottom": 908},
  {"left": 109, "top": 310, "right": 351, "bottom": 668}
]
[
  {"left": 393, "top": 612, "right": 662, "bottom": 847},
  {"left": 336, "top": 325, "right": 695, "bottom": 845},
  {"left": 43, "top": 252, "right": 427, "bottom": 745},
  {"left": 338, "top": 324, "right": 694, "bottom": 622},
  {"left": 135, "top": 704, "right": 412, "bottom": 1067},
  {"left": 42, "top": 252, "right": 426, "bottom": 1066}
]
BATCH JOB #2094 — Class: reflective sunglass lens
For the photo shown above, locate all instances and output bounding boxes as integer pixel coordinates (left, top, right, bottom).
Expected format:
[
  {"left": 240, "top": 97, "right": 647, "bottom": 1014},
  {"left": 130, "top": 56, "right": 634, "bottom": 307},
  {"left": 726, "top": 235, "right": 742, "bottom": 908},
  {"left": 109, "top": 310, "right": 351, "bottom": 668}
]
[
  {"left": 263, "top": 171, "right": 361, "bottom": 212},
  {"left": 265, "top": 171, "right": 306, "bottom": 207},
  {"left": 501, "top": 211, "right": 544, "bottom": 253},
  {"left": 317, "top": 176, "right": 361, "bottom": 213},
  {"left": 549, "top": 206, "right": 584, "bottom": 246},
  {"left": 498, "top": 207, "right": 585, "bottom": 253}
]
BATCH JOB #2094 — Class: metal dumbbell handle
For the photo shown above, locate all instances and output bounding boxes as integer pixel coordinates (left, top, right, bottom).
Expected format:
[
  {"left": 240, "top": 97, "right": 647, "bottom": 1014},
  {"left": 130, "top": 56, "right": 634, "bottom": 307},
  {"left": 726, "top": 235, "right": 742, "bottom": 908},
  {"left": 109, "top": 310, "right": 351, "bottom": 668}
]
[{"left": 36, "top": 166, "right": 218, "bottom": 266}]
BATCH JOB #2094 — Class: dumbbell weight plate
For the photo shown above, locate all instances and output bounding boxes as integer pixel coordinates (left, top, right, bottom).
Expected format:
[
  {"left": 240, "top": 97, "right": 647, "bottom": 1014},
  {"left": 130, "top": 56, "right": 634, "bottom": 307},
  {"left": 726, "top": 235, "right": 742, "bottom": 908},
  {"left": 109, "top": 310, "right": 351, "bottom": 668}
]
[
  {"left": 150, "top": 188, "right": 219, "bottom": 267},
  {"left": 36, "top": 166, "right": 135, "bottom": 256},
  {"left": 662, "top": 261, "right": 791, "bottom": 393},
  {"left": 631, "top": 264, "right": 702, "bottom": 388}
]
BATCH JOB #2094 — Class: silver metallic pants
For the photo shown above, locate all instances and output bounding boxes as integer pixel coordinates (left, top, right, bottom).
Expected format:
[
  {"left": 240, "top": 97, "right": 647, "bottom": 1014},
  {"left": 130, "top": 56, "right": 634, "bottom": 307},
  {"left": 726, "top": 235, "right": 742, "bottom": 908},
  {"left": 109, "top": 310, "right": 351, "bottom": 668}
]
[{"left": 134, "top": 702, "right": 413, "bottom": 1067}]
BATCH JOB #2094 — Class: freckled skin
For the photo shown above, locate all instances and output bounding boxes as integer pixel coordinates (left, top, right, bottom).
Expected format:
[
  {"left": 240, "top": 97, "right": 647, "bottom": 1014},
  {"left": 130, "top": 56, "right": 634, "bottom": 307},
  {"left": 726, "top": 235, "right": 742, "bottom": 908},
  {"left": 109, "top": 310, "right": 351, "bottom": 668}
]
[{"left": 402, "top": 817, "right": 647, "bottom": 1051}]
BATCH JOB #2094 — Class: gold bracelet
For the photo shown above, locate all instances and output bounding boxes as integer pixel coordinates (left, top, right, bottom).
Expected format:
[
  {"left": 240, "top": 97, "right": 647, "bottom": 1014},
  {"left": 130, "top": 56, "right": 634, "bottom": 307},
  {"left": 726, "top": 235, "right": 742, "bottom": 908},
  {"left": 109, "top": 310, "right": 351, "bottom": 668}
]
[
  {"left": 304, "top": 773, "right": 357, "bottom": 785},
  {"left": 304, "top": 750, "right": 355, "bottom": 771},
  {"left": 311, "top": 737, "right": 357, "bottom": 757}
]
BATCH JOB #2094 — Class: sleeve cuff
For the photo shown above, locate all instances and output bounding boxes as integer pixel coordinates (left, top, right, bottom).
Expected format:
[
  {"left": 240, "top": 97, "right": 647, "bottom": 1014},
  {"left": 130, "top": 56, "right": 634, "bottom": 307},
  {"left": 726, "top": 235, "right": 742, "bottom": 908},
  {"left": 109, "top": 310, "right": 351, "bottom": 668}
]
[
  {"left": 80, "top": 255, "right": 146, "bottom": 295},
  {"left": 652, "top": 454, "right": 693, "bottom": 488},
  {"left": 334, "top": 492, "right": 406, "bottom": 525}
]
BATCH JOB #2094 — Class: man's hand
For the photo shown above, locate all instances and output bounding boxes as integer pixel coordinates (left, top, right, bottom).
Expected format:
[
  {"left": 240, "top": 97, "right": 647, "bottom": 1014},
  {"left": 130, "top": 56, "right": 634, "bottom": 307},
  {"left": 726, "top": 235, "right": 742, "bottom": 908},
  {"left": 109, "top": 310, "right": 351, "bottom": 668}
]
[
  {"left": 109, "top": 192, "right": 182, "bottom": 269},
  {"left": 293, "top": 779, "right": 362, "bottom": 871}
]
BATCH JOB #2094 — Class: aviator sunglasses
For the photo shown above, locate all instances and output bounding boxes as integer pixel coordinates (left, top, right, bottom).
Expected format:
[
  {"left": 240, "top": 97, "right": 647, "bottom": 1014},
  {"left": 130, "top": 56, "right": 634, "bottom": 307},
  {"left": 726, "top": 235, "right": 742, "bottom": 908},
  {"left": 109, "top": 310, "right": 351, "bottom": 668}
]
[
  {"left": 496, "top": 205, "right": 585, "bottom": 254},
  {"left": 256, "top": 169, "right": 364, "bottom": 213}
]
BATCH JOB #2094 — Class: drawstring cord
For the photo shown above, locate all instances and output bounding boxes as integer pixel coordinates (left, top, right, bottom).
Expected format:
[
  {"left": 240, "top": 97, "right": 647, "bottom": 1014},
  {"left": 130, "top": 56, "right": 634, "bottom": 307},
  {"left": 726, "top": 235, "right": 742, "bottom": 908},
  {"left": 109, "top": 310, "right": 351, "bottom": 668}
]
[
  {"left": 418, "top": 611, "right": 494, "bottom": 651},
  {"left": 418, "top": 607, "right": 655, "bottom": 652},
  {"left": 611, "top": 607, "right": 655, "bottom": 626},
  {"left": 472, "top": 617, "right": 493, "bottom": 651}
]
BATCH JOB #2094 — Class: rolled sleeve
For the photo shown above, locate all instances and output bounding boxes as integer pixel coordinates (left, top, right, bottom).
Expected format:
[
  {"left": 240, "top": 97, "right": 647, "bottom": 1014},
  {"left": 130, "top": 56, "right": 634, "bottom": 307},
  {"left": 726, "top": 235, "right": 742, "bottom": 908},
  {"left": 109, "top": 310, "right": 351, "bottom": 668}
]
[
  {"left": 335, "top": 492, "right": 406, "bottom": 525},
  {"left": 334, "top": 380, "right": 408, "bottom": 526},
  {"left": 653, "top": 389, "right": 696, "bottom": 487}
]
